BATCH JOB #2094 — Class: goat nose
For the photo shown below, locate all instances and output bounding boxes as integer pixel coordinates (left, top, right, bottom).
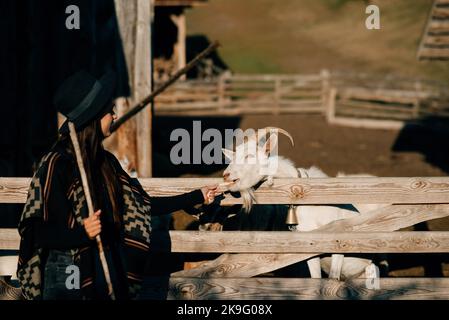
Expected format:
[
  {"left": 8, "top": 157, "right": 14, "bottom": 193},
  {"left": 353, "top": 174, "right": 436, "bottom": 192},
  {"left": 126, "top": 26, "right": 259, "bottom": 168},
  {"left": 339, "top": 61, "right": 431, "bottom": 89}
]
[{"left": 223, "top": 173, "right": 230, "bottom": 180}]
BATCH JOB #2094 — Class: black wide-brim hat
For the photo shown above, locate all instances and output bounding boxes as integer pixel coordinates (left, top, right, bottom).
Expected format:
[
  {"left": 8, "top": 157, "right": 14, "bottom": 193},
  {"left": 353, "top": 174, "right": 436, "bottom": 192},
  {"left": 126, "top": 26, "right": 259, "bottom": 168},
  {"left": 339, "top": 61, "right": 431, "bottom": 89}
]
[{"left": 55, "top": 69, "right": 116, "bottom": 134}]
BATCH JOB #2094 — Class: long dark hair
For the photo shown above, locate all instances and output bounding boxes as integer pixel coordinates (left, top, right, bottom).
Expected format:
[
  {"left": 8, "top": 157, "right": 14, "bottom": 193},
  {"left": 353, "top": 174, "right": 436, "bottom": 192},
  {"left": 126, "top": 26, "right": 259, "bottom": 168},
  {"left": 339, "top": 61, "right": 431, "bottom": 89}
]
[{"left": 57, "top": 119, "right": 122, "bottom": 228}]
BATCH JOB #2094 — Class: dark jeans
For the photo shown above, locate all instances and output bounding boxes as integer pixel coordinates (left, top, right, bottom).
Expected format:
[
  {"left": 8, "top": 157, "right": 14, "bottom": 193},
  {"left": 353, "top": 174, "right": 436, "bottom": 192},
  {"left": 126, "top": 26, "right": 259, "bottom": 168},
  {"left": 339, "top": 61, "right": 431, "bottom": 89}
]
[
  {"left": 42, "top": 250, "right": 82, "bottom": 300},
  {"left": 92, "top": 245, "right": 128, "bottom": 300}
]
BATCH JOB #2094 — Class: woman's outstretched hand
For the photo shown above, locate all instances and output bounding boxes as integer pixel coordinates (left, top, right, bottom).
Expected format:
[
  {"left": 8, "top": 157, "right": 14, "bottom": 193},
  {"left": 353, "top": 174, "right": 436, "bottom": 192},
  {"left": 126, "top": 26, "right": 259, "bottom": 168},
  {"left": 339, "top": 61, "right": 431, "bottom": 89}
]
[
  {"left": 83, "top": 209, "right": 102, "bottom": 240},
  {"left": 200, "top": 184, "right": 221, "bottom": 205}
]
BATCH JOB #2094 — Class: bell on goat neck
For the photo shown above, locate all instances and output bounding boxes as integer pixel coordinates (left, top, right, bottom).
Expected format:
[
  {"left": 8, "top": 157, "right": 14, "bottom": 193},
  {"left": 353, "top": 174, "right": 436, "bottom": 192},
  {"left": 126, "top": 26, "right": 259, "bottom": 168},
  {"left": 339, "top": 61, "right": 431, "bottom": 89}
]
[{"left": 286, "top": 205, "right": 299, "bottom": 231}]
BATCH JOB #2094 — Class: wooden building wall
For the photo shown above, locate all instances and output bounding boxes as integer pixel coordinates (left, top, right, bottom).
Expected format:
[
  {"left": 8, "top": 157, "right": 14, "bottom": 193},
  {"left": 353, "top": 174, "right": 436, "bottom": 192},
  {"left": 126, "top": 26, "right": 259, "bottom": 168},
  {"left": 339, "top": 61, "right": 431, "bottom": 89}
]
[{"left": 0, "top": 0, "right": 131, "bottom": 225}]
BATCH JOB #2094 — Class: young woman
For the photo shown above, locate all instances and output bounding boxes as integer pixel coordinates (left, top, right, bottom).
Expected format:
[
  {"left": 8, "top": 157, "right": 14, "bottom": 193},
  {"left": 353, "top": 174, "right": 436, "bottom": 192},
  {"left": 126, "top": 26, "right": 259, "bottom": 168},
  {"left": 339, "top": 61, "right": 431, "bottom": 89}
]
[{"left": 17, "top": 70, "right": 219, "bottom": 300}]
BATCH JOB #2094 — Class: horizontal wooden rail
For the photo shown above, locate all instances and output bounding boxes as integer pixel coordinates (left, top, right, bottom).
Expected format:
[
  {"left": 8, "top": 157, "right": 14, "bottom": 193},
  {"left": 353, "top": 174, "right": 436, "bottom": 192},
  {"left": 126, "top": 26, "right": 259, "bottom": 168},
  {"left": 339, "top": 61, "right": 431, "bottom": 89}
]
[
  {"left": 0, "top": 229, "right": 19, "bottom": 250},
  {"left": 2, "top": 276, "right": 448, "bottom": 300},
  {"left": 140, "top": 277, "right": 449, "bottom": 300},
  {"left": 230, "top": 74, "right": 323, "bottom": 82},
  {"left": 0, "top": 178, "right": 30, "bottom": 203},
  {"left": 159, "top": 230, "right": 449, "bottom": 253},
  {"left": 1, "top": 177, "right": 449, "bottom": 205},
  {"left": 3, "top": 229, "right": 449, "bottom": 253},
  {"left": 327, "top": 116, "right": 405, "bottom": 130}
]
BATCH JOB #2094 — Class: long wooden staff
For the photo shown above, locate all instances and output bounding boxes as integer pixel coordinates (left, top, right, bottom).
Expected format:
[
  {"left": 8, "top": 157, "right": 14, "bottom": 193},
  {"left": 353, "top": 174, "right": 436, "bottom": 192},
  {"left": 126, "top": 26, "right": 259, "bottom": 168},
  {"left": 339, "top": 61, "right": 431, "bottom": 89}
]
[
  {"left": 68, "top": 122, "right": 116, "bottom": 300},
  {"left": 110, "top": 41, "right": 220, "bottom": 133}
]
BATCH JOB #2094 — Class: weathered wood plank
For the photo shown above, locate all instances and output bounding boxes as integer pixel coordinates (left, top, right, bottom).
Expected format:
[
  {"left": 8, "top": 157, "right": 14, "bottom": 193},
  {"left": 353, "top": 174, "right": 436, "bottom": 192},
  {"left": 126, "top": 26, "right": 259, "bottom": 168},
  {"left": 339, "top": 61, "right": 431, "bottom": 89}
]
[
  {"left": 328, "top": 254, "right": 344, "bottom": 280},
  {"left": 318, "top": 204, "right": 449, "bottom": 232},
  {"left": 424, "top": 35, "right": 449, "bottom": 45},
  {"left": 156, "top": 93, "right": 218, "bottom": 101},
  {"left": 0, "top": 278, "right": 22, "bottom": 300},
  {"left": 328, "top": 116, "right": 405, "bottom": 130},
  {"left": 338, "top": 100, "right": 415, "bottom": 113},
  {"left": 171, "top": 253, "right": 316, "bottom": 278},
  {"left": 91, "top": 177, "right": 449, "bottom": 205},
  {"left": 154, "top": 0, "right": 208, "bottom": 6},
  {"left": 156, "top": 102, "right": 322, "bottom": 113},
  {"left": 0, "top": 178, "right": 30, "bottom": 204},
  {"left": 140, "top": 277, "right": 449, "bottom": 300},
  {"left": 224, "top": 83, "right": 275, "bottom": 90},
  {"left": 165, "top": 231, "right": 449, "bottom": 253},
  {"left": 230, "top": 74, "right": 323, "bottom": 82},
  {"left": 337, "top": 108, "right": 413, "bottom": 121},
  {"left": 418, "top": 0, "right": 447, "bottom": 60},
  {"left": 114, "top": 0, "right": 139, "bottom": 174},
  {"left": 0, "top": 256, "right": 18, "bottom": 276},
  {"left": 436, "top": 0, "right": 449, "bottom": 6},
  {"left": 0, "top": 229, "right": 19, "bottom": 250},
  {"left": 432, "top": 7, "right": 449, "bottom": 19},
  {"left": 134, "top": 0, "right": 153, "bottom": 177},
  {"left": 3, "top": 276, "right": 447, "bottom": 300},
  {"left": 307, "top": 257, "right": 322, "bottom": 278},
  {"left": 156, "top": 101, "right": 221, "bottom": 110},
  {"left": 4, "top": 229, "right": 449, "bottom": 253},
  {"left": 155, "top": 109, "right": 241, "bottom": 117},
  {"left": 428, "top": 20, "right": 449, "bottom": 33},
  {"left": 339, "top": 87, "right": 431, "bottom": 101},
  {"left": 0, "top": 226, "right": 443, "bottom": 254},
  {"left": 2, "top": 177, "right": 449, "bottom": 204},
  {"left": 281, "top": 91, "right": 323, "bottom": 98},
  {"left": 419, "top": 48, "right": 449, "bottom": 58}
]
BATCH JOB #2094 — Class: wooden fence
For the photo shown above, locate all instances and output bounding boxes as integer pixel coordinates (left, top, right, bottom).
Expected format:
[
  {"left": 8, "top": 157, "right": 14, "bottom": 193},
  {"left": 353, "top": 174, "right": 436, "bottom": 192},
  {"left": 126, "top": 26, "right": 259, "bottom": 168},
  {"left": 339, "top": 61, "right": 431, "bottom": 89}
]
[
  {"left": 154, "top": 72, "right": 327, "bottom": 116},
  {"left": 1, "top": 176, "right": 449, "bottom": 299},
  {"left": 154, "top": 72, "right": 449, "bottom": 129},
  {"left": 327, "top": 72, "right": 449, "bottom": 129}
]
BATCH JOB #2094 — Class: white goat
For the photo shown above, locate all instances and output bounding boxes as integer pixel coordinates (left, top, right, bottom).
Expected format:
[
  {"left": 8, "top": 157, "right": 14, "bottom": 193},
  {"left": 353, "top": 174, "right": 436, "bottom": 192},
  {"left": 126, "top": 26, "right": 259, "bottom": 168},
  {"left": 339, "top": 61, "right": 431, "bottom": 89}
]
[{"left": 220, "top": 127, "right": 381, "bottom": 279}]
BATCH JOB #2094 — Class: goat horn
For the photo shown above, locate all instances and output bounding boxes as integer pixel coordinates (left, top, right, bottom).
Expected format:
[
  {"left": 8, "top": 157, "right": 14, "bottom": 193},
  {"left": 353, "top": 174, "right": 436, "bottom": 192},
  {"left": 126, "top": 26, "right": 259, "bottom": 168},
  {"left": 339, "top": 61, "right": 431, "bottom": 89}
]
[{"left": 260, "top": 127, "right": 295, "bottom": 146}]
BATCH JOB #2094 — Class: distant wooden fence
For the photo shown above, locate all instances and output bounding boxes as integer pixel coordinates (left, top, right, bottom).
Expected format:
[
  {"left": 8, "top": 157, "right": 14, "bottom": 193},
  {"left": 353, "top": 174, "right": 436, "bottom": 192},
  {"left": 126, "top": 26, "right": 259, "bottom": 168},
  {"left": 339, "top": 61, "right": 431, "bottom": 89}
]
[
  {"left": 327, "top": 72, "right": 449, "bottom": 129},
  {"left": 154, "top": 71, "right": 449, "bottom": 129},
  {"left": 1, "top": 176, "right": 449, "bottom": 300},
  {"left": 154, "top": 72, "right": 327, "bottom": 116}
]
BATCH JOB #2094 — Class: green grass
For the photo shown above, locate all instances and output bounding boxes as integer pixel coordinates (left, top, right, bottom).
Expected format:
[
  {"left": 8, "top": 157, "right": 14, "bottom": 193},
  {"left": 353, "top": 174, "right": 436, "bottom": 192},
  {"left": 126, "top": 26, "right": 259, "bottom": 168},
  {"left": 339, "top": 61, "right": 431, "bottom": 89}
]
[
  {"left": 186, "top": 0, "right": 449, "bottom": 83},
  {"left": 223, "top": 52, "right": 281, "bottom": 74}
]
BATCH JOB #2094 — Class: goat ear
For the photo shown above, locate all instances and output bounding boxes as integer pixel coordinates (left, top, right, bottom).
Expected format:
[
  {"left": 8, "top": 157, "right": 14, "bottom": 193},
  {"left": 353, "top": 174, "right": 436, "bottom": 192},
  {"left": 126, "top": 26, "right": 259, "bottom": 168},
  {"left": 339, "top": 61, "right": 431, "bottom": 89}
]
[
  {"left": 222, "top": 148, "right": 235, "bottom": 160},
  {"left": 262, "top": 134, "right": 278, "bottom": 155}
]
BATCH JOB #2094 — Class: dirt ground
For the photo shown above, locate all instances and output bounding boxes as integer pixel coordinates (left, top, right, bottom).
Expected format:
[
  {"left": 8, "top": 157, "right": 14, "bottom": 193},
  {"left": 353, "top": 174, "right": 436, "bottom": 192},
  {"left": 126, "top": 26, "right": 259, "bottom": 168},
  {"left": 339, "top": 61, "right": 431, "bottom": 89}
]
[{"left": 240, "top": 114, "right": 447, "bottom": 177}]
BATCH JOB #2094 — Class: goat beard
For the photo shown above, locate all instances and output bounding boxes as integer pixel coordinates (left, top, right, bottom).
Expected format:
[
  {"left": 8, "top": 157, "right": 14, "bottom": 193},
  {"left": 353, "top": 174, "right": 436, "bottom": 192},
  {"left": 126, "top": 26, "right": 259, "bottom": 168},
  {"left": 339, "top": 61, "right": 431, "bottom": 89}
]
[{"left": 241, "top": 188, "right": 256, "bottom": 212}]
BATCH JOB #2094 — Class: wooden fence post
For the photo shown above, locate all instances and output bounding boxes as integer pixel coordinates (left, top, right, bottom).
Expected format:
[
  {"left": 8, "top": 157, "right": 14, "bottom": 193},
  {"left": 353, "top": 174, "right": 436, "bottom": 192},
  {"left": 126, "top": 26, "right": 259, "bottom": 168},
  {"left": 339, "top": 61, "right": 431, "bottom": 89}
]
[
  {"left": 114, "top": 0, "right": 138, "bottom": 173},
  {"left": 326, "top": 87, "right": 337, "bottom": 124},
  {"left": 413, "top": 80, "right": 422, "bottom": 118},
  {"left": 321, "top": 69, "right": 330, "bottom": 114},
  {"left": 135, "top": 0, "right": 153, "bottom": 177},
  {"left": 274, "top": 77, "right": 281, "bottom": 115},
  {"left": 171, "top": 13, "right": 186, "bottom": 81},
  {"left": 218, "top": 73, "right": 226, "bottom": 112},
  {"left": 116, "top": 97, "right": 137, "bottom": 172}
]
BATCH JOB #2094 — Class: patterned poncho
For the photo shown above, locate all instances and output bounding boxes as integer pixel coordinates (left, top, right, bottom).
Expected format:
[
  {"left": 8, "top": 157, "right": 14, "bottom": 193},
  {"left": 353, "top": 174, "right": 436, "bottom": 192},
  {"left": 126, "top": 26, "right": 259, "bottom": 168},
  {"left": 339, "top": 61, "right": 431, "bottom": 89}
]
[{"left": 17, "top": 147, "right": 152, "bottom": 300}]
